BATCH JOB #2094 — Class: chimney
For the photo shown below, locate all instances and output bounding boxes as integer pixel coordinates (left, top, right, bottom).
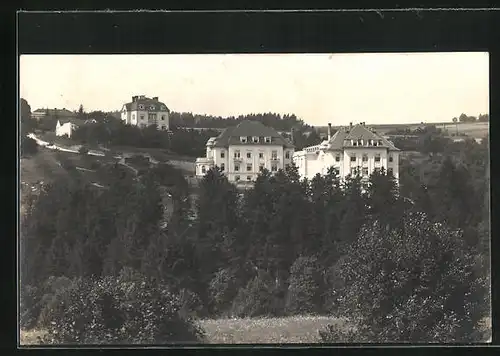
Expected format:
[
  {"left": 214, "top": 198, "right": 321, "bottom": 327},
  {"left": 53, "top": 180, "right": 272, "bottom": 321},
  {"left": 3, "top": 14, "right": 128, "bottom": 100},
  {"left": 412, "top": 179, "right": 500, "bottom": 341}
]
[
  {"left": 139, "top": 95, "right": 146, "bottom": 100},
  {"left": 132, "top": 96, "right": 138, "bottom": 102},
  {"left": 349, "top": 122, "right": 353, "bottom": 130},
  {"left": 152, "top": 96, "right": 158, "bottom": 101},
  {"left": 327, "top": 123, "right": 332, "bottom": 140}
]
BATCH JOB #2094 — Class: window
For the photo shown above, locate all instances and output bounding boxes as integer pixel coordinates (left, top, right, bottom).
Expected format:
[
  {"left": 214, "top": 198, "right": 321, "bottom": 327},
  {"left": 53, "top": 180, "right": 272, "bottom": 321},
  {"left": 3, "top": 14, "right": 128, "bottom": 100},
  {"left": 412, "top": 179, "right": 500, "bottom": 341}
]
[
  {"left": 132, "top": 114, "right": 135, "bottom": 120},
  {"left": 246, "top": 163, "right": 252, "bottom": 172},
  {"left": 335, "top": 155, "right": 340, "bottom": 162},
  {"left": 334, "top": 168, "right": 340, "bottom": 175},
  {"left": 234, "top": 150, "right": 241, "bottom": 158},
  {"left": 271, "top": 150, "right": 278, "bottom": 160},
  {"left": 265, "top": 137, "right": 271, "bottom": 143},
  {"left": 201, "top": 166, "right": 206, "bottom": 174},
  {"left": 259, "top": 152, "right": 264, "bottom": 159},
  {"left": 388, "top": 168, "right": 394, "bottom": 175},
  {"left": 353, "top": 140, "right": 358, "bottom": 146},
  {"left": 221, "top": 151, "right": 225, "bottom": 158},
  {"left": 285, "top": 164, "right": 290, "bottom": 170},
  {"left": 235, "top": 164, "right": 240, "bottom": 172},
  {"left": 220, "top": 163, "right": 225, "bottom": 171},
  {"left": 362, "top": 154, "right": 368, "bottom": 162},
  {"left": 161, "top": 115, "right": 165, "bottom": 120},
  {"left": 247, "top": 152, "right": 252, "bottom": 159},
  {"left": 149, "top": 105, "right": 155, "bottom": 110},
  {"left": 259, "top": 163, "right": 265, "bottom": 171},
  {"left": 350, "top": 155, "right": 356, "bottom": 162},
  {"left": 138, "top": 104, "right": 144, "bottom": 110},
  {"left": 140, "top": 115, "right": 145, "bottom": 121},
  {"left": 235, "top": 175, "right": 240, "bottom": 181},
  {"left": 252, "top": 136, "right": 259, "bottom": 143},
  {"left": 362, "top": 167, "right": 369, "bottom": 176},
  {"left": 161, "top": 105, "right": 166, "bottom": 110},
  {"left": 285, "top": 151, "right": 290, "bottom": 159},
  {"left": 375, "top": 154, "right": 381, "bottom": 162},
  {"left": 389, "top": 154, "right": 393, "bottom": 162},
  {"left": 240, "top": 136, "right": 247, "bottom": 143},
  {"left": 271, "top": 164, "right": 278, "bottom": 172},
  {"left": 350, "top": 167, "right": 357, "bottom": 176},
  {"left": 247, "top": 176, "right": 252, "bottom": 181},
  {"left": 161, "top": 125, "right": 166, "bottom": 130}
]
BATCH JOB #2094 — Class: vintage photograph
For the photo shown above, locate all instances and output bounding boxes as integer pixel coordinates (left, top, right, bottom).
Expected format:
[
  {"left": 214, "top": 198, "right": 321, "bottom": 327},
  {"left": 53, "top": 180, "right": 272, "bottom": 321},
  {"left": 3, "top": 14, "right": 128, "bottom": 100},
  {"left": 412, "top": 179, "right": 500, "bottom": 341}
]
[{"left": 19, "top": 53, "right": 490, "bottom": 345}]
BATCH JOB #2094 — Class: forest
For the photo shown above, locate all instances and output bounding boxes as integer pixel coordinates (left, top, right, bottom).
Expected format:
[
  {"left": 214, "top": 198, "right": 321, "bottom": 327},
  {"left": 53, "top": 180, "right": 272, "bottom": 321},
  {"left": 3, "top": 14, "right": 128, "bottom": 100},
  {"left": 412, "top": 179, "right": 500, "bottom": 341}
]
[{"left": 19, "top": 130, "right": 490, "bottom": 344}]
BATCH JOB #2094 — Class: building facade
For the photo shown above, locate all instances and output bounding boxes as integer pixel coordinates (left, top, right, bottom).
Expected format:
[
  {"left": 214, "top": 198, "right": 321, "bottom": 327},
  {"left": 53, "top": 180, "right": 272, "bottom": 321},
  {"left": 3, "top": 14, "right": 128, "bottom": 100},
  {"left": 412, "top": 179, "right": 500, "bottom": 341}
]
[
  {"left": 293, "top": 122, "right": 400, "bottom": 181},
  {"left": 32, "top": 108, "right": 77, "bottom": 121},
  {"left": 195, "top": 121, "right": 295, "bottom": 185},
  {"left": 120, "top": 95, "right": 170, "bottom": 130}
]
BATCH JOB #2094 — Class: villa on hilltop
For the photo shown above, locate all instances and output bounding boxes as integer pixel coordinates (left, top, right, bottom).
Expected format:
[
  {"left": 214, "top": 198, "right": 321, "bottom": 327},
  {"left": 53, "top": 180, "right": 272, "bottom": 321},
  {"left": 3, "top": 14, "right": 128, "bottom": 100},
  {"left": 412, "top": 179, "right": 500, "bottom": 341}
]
[
  {"left": 195, "top": 120, "right": 295, "bottom": 186},
  {"left": 121, "top": 95, "right": 170, "bottom": 130},
  {"left": 293, "top": 122, "right": 400, "bottom": 181}
]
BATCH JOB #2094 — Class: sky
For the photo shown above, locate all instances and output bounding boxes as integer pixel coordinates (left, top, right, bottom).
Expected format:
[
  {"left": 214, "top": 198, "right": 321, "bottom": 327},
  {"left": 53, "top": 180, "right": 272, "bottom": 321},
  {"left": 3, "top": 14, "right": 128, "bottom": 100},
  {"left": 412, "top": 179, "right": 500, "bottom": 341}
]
[{"left": 20, "top": 53, "right": 489, "bottom": 127}]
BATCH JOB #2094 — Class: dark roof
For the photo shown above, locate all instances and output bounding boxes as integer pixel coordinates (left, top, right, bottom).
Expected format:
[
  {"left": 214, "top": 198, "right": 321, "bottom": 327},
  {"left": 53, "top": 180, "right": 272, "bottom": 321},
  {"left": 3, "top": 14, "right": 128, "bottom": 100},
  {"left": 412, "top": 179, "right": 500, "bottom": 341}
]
[
  {"left": 33, "top": 108, "right": 77, "bottom": 117},
  {"left": 212, "top": 120, "right": 294, "bottom": 148},
  {"left": 123, "top": 96, "right": 170, "bottom": 112},
  {"left": 57, "top": 118, "right": 88, "bottom": 126},
  {"left": 326, "top": 124, "right": 400, "bottom": 151}
]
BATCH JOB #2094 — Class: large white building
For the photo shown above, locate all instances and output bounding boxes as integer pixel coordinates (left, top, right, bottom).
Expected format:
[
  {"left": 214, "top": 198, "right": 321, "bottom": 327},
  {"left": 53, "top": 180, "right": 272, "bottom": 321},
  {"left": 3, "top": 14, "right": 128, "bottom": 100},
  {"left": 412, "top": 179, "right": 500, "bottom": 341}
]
[
  {"left": 120, "top": 95, "right": 170, "bottom": 130},
  {"left": 293, "top": 122, "right": 400, "bottom": 181},
  {"left": 195, "top": 120, "right": 295, "bottom": 185}
]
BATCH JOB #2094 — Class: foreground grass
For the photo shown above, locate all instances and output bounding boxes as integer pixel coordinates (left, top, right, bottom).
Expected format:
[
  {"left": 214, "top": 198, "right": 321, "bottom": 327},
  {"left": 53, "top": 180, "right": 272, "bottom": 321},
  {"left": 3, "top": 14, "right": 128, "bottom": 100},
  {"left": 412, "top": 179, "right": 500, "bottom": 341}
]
[
  {"left": 198, "top": 316, "right": 348, "bottom": 344},
  {"left": 20, "top": 316, "right": 347, "bottom": 345},
  {"left": 20, "top": 316, "right": 491, "bottom": 345}
]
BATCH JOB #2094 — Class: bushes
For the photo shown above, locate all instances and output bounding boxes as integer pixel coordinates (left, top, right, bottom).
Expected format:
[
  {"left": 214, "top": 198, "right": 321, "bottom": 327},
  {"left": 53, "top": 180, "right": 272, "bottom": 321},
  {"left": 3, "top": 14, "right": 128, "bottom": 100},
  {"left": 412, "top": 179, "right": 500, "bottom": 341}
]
[
  {"left": 320, "top": 212, "right": 489, "bottom": 343},
  {"left": 41, "top": 271, "right": 205, "bottom": 344},
  {"left": 209, "top": 268, "right": 240, "bottom": 316},
  {"left": 285, "top": 256, "right": 323, "bottom": 316},
  {"left": 79, "top": 145, "right": 89, "bottom": 155},
  {"left": 230, "top": 271, "right": 282, "bottom": 318},
  {"left": 21, "top": 136, "right": 38, "bottom": 156}
]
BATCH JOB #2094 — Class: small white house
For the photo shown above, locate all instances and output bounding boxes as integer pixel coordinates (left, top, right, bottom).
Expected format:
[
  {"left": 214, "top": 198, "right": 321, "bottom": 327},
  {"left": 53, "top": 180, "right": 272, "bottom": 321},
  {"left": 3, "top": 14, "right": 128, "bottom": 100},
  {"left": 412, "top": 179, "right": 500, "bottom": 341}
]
[
  {"left": 55, "top": 118, "right": 87, "bottom": 138},
  {"left": 195, "top": 120, "right": 295, "bottom": 185},
  {"left": 293, "top": 122, "right": 401, "bottom": 182}
]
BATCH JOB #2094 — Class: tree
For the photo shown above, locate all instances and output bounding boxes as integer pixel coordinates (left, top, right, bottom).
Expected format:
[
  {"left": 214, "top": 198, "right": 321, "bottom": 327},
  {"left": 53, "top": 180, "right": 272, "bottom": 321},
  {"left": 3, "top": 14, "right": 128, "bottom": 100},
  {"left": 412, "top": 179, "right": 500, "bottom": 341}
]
[
  {"left": 322, "top": 211, "right": 489, "bottom": 343},
  {"left": 285, "top": 256, "right": 323, "bottom": 315},
  {"left": 194, "top": 167, "right": 240, "bottom": 307}
]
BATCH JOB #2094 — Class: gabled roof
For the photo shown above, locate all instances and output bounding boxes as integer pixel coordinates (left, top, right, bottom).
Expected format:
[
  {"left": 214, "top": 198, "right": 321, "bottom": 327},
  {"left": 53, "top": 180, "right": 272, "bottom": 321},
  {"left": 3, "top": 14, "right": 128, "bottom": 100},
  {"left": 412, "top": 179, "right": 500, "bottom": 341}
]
[
  {"left": 212, "top": 120, "right": 294, "bottom": 148},
  {"left": 123, "top": 96, "right": 170, "bottom": 112},
  {"left": 325, "top": 124, "right": 400, "bottom": 151},
  {"left": 57, "top": 118, "right": 88, "bottom": 126},
  {"left": 33, "top": 108, "right": 77, "bottom": 117}
]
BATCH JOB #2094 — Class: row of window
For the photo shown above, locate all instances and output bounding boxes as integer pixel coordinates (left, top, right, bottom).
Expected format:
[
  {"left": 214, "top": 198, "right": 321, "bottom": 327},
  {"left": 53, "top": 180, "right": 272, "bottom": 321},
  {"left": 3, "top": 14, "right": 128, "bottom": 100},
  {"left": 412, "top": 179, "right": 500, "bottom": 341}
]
[
  {"left": 234, "top": 176, "right": 253, "bottom": 182},
  {"left": 223, "top": 151, "right": 290, "bottom": 159},
  {"left": 136, "top": 104, "right": 167, "bottom": 111},
  {"left": 240, "top": 136, "right": 272, "bottom": 143},
  {"left": 343, "top": 154, "right": 393, "bottom": 162},
  {"left": 345, "top": 139, "right": 383, "bottom": 147},
  {"left": 132, "top": 114, "right": 167, "bottom": 121},
  {"left": 349, "top": 167, "right": 394, "bottom": 176},
  {"left": 200, "top": 163, "right": 279, "bottom": 174}
]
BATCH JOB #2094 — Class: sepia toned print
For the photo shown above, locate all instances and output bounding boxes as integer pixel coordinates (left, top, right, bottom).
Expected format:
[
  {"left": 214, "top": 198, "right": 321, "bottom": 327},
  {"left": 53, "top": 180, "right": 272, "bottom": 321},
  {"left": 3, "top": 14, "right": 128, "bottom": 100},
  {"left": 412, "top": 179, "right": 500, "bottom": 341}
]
[{"left": 19, "top": 53, "right": 490, "bottom": 345}]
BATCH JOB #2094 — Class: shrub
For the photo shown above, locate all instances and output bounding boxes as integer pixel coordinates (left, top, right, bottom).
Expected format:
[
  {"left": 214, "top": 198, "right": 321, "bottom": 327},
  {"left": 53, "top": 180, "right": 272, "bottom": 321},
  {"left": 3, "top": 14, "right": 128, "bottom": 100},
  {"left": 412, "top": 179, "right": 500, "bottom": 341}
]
[
  {"left": 285, "top": 256, "right": 323, "bottom": 316},
  {"left": 20, "top": 285, "right": 41, "bottom": 330},
  {"left": 208, "top": 268, "right": 239, "bottom": 315},
  {"left": 42, "top": 271, "right": 205, "bottom": 345},
  {"left": 21, "top": 136, "right": 38, "bottom": 156},
  {"left": 79, "top": 146, "right": 89, "bottom": 155},
  {"left": 230, "top": 270, "right": 281, "bottom": 318},
  {"left": 321, "top": 211, "right": 489, "bottom": 343}
]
